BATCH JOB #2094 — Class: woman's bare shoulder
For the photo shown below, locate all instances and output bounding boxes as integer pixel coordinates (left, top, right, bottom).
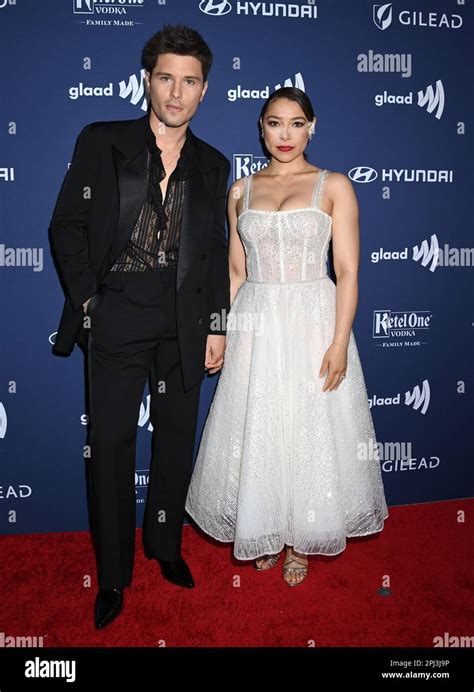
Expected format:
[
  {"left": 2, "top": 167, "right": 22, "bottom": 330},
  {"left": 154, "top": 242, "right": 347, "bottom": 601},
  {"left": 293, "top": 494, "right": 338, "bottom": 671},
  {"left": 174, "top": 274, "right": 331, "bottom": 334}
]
[
  {"left": 228, "top": 176, "right": 247, "bottom": 212},
  {"left": 325, "top": 170, "right": 356, "bottom": 200}
]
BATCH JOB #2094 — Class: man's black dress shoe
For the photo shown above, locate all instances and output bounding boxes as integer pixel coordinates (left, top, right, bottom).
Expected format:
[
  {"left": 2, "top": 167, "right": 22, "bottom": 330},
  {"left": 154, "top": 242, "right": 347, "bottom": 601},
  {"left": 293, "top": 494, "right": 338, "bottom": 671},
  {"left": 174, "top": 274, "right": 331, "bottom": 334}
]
[
  {"left": 94, "top": 588, "right": 124, "bottom": 629},
  {"left": 157, "top": 556, "right": 195, "bottom": 588}
]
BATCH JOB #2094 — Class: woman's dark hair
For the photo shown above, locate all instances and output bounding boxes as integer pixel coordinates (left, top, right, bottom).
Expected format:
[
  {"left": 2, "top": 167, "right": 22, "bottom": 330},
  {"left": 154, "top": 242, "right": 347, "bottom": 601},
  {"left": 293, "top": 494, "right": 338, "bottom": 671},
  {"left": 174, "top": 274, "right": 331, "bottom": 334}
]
[
  {"left": 259, "top": 87, "right": 315, "bottom": 160},
  {"left": 141, "top": 24, "right": 213, "bottom": 83}
]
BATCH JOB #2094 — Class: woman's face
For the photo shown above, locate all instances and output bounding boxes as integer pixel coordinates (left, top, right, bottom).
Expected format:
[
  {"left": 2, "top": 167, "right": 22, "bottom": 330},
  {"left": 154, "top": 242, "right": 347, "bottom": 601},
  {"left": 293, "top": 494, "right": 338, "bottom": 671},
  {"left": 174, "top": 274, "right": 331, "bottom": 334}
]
[{"left": 260, "top": 97, "right": 315, "bottom": 163}]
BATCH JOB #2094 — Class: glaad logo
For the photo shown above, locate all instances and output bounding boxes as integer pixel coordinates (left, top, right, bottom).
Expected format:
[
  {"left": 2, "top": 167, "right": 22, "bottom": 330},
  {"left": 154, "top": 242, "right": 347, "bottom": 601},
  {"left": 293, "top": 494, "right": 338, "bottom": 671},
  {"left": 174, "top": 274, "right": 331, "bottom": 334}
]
[
  {"left": 413, "top": 235, "right": 439, "bottom": 272},
  {"left": 0, "top": 402, "right": 7, "bottom": 439},
  {"left": 371, "top": 234, "right": 439, "bottom": 272},
  {"left": 68, "top": 82, "right": 113, "bottom": 100},
  {"left": 68, "top": 70, "right": 149, "bottom": 110},
  {"left": 199, "top": 0, "right": 232, "bottom": 15},
  {"left": 405, "top": 381, "right": 430, "bottom": 415},
  {"left": 119, "top": 68, "right": 148, "bottom": 111},
  {"left": 275, "top": 73, "right": 305, "bottom": 91},
  {"left": 375, "top": 79, "right": 445, "bottom": 120},
  {"left": 233, "top": 154, "right": 268, "bottom": 179},
  {"left": 373, "top": 310, "right": 432, "bottom": 341},
  {"left": 418, "top": 80, "right": 444, "bottom": 120},
  {"left": 373, "top": 4, "right": 463, "bottom": 30},
  {"left": 371, "top": 235, "right": 474, "bottom": 271},
  {"left": 199, "top": 0, "right": 318, "bottom": 18},
  {"left": 228, "top": 72, "right": 305, "bottom": 102},
  {"left": 413, "top": 235, "right": 474, "bottom": 271},
  {"left": 369, "top": 379, "right": 430, "bottom": 415},
  {"left": 138, "top": 395, "right": 154, "bottom": 431}
]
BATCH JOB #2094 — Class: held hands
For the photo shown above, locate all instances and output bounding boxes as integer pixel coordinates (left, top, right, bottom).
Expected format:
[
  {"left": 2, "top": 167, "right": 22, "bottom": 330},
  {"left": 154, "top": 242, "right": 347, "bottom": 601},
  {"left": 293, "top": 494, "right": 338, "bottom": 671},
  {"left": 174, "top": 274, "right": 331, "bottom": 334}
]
[
  {"left": 205, "top": 334, "right": 226, "bottom": 375},
  {"left": 319, "top": 341, "right": 348, "bottom": 392}
]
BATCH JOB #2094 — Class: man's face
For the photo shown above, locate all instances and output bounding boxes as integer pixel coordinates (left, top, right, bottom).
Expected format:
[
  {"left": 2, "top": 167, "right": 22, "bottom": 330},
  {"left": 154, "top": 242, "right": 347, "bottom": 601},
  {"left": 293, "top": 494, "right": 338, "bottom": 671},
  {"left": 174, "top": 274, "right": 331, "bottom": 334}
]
[{"left": 144, "top": 53, "right": 208, "bottom": 129}]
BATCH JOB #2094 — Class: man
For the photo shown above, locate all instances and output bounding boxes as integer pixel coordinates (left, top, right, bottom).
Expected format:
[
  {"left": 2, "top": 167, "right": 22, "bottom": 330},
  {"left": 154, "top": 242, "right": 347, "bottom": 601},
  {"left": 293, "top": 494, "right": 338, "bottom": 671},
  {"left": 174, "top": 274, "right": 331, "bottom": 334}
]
[{"left": 49, "top": 24, "right": 230, "bottom": 629}]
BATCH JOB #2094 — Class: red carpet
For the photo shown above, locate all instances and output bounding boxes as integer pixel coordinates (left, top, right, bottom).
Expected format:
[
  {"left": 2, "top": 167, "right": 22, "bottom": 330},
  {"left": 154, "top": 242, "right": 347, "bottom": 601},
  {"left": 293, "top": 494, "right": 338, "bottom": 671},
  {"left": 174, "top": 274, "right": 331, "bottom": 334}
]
[{"left": 1, "top": 500, "right": 472, "bottom": 647}]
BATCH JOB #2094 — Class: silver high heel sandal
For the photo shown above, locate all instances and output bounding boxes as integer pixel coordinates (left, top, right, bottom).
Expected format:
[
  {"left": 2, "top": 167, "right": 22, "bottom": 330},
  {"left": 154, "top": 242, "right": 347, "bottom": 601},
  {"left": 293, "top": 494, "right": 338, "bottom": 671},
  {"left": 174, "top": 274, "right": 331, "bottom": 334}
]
[
  {"left": 254, "top": 553, "right": 280, "bottom": 571},
  {"left": 282, "top": 550, "right": 309, "bottom": 586}
]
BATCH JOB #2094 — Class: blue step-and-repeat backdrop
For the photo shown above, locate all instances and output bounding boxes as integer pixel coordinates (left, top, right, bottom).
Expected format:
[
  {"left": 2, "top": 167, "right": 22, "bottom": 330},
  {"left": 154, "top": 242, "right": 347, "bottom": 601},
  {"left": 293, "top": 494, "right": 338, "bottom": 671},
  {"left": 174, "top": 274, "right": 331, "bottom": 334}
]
[{"left": 0, "top": 1, "right": 472, "bottom": 534}]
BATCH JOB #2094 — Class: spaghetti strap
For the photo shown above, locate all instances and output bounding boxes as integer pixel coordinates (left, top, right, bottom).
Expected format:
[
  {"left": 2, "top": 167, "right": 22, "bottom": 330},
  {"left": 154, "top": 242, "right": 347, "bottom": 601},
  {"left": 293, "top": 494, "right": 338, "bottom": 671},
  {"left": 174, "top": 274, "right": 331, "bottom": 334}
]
[
  {"left": 242, "top": 174, "right": 252, "bottom": 212},
  {"left": 311, "top": 169, "right": 329, "bottom": 208}
]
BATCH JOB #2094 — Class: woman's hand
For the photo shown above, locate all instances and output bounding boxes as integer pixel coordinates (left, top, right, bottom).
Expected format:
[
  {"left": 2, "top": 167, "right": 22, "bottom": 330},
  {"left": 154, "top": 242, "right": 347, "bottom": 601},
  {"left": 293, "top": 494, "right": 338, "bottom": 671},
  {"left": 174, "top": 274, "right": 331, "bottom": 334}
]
[
  {"left": 319, "top": 342, "right": 348, "bottom": 392},
  {"left": 205, "top": 335, "right": 226, "bottom": 375}
]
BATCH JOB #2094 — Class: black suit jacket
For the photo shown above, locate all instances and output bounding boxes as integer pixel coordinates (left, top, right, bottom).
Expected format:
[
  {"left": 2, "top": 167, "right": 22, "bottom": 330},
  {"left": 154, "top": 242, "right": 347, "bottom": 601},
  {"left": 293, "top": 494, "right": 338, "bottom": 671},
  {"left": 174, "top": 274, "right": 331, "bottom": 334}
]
[{"left": 49, "top": 113, "right": 231, "bottom": 391}]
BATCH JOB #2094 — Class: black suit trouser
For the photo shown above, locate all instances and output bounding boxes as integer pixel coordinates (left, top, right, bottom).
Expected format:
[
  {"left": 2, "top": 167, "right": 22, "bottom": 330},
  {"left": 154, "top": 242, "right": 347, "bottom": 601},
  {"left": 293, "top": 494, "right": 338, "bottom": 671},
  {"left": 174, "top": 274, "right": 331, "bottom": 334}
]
[{"left": 86, "top": 267, "right": 201, "bottom": 589}]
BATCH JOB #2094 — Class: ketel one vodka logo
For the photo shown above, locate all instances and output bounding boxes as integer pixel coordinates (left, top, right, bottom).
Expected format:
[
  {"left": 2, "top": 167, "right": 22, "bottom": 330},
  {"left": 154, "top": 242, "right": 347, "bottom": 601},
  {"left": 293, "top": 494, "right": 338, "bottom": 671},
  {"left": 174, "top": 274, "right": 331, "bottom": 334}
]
[
  {"left": 373, "top": 310, "right": 432, "bottom": 341},
  {"left": 73, "top": 0, "right": 145, "bottom": 14},
  {"left": 233, "top": 154, "right": 268, "bottom": 179},
  {"left": 369, "top": 379, "right": 431, "bottom": 415},
  {"left": 135, "top": 470, "right": 149, "bottom": 499}
]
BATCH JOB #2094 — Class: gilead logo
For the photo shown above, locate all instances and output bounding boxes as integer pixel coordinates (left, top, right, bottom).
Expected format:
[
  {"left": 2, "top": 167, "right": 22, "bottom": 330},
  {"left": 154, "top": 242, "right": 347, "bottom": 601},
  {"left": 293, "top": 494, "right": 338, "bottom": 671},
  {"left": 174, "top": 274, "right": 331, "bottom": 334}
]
[{"left": 373, "top": 4, "right": 463, "bottom": 30}]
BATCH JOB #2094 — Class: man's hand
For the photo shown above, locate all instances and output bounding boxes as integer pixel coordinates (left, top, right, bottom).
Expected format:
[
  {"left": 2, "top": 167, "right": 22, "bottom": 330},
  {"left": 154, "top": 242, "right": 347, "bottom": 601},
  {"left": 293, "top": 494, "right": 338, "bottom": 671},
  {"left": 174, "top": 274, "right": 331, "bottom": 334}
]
[
  {"left": 205, "top": 334, "right": 226, "bottom": 375},
  {"left": 82, "top": 297, "right": 93, "bottom": 315}
]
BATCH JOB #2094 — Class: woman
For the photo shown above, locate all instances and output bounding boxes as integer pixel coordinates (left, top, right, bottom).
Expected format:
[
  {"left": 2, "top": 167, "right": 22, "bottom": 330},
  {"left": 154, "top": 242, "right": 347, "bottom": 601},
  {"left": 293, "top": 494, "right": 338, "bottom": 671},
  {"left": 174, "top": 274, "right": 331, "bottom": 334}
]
[{"left": 185, "top": 87, "right": 388, "bottom": 586}]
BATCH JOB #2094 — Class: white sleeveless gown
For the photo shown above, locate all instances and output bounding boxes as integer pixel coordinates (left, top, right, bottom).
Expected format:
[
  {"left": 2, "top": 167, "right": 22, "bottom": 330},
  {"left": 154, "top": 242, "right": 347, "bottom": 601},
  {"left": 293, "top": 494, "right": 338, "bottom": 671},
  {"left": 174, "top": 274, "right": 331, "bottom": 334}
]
[{"left": 185, "top": 170, "right": 389, "bottom": 560}]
